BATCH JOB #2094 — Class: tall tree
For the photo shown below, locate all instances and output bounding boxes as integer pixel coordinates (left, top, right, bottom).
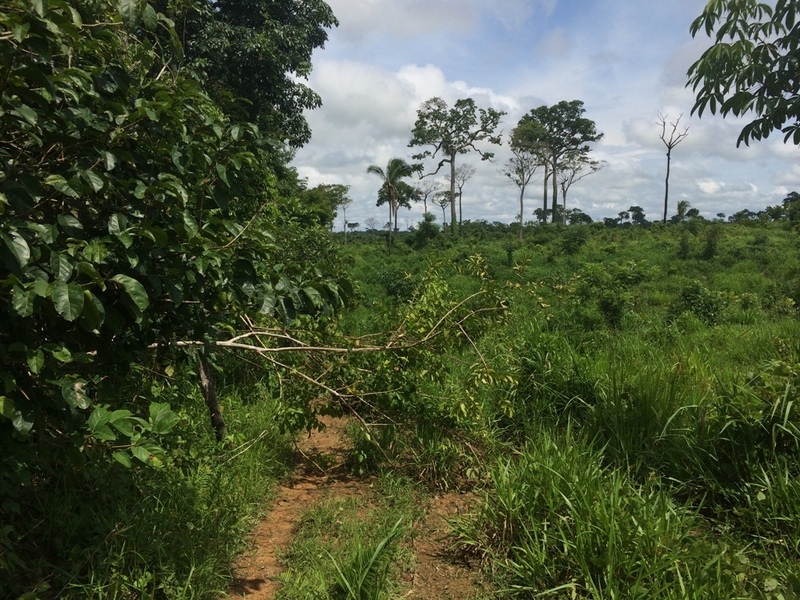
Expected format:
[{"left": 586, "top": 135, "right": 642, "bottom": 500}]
[
  {"left": 503, "top": 125, "right": 542, "bottom": 238},
  {"left": 367, "top": 158, "right": 415, "bottom": 249},
  {"left": 409, "top": 97, "right": 505, "bottom": 235},
  {"left": 515, "top": 100, "right": 603, "bottom": 223},
  {"left": 688, "top": 0, "right": 800, "bottom": 146},
  {"left": 658, "top": 113, "right": 690, "bottom": 223}
]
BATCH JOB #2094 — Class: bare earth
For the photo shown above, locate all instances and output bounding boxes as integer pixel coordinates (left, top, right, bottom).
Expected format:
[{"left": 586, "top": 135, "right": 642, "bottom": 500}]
[{"left": 227, "top": 415, "right": 486, "bottom": 599}]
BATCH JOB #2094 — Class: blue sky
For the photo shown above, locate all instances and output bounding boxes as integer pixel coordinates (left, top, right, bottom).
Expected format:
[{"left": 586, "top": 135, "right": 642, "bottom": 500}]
[{"left": 293, "top": 0, "right": 800, "bottom": 230}]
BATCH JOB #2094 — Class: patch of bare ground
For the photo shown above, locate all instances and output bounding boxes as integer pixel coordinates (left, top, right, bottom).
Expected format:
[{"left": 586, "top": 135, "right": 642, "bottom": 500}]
[
  {"left": 404, "top": 492, "right": 489, "bottom": 599},
  {"left": 227, "top": 416, "right": 487, "bottom": 599},
  {"left": 228, "top": 415, "right": 370, "bottom": 599}
]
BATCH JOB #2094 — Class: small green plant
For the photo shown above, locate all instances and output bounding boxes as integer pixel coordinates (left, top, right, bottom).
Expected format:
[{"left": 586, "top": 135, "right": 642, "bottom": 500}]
[{"left": 329, "top": 518, "right": 404, "bottom": 600}]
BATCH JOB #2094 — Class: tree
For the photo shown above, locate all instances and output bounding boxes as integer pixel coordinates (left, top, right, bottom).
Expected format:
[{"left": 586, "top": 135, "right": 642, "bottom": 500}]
[
  {"left": 658, "top": 113, "right": 690, "bottom": 223},
  {"left": 300, "top": 183, "right": 351, "bottom": 229},
  {"left": 557, "top": 153, "right": 605, "bottom": 223},
  {"left": 446, "top": 164, "right": 476, "bottom": 232},
  {"left": 629, "top": 206, "right": 648, "bottom": 226},
  {"left": 377, "top": 180, "right": 419, "bottom": 231},
  {"left": 365, "top": 217, "right": 379, "bottom": 231},
  {"left": 504, "top": 125, "right": 542, "bottom": 239},
  {"left": 171, "top": 0, "right": 338, "bottom": 147},
  {"left": 688, "top": 0, "right": 800, "bottom": 146},
  {"left": 0, "top": 0, "right": 351, "bottom": 500},
  {"left": 409, "top": 97, "right": 505, "bottom": 235},
  {"left": 414, "top": 178, "right": 442, "bottom": 216},
  {"left": 432, "top": 191, "right": 451, "bottom": 226},
  {"left": 367, "top": 158, "right": 416, "bottom": 248},
  {"left": 515, "top": 100, "right": 603, "bottom": 223}
]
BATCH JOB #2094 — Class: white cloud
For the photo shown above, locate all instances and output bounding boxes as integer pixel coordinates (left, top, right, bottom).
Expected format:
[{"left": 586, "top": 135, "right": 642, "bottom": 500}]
[{"left": 292, "top": 0, "right": 800, "bottom": 228}]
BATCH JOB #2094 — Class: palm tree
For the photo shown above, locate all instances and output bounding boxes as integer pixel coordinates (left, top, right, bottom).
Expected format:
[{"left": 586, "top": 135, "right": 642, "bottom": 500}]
[{"left": 367, "top": 158, "right": 415, "bottom": 249}]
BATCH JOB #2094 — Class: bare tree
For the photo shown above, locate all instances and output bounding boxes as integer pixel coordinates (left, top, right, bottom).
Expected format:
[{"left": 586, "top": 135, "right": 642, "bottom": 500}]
[
  {"left": 557, "top": 154, "right": 605, "bottom": 223},
  {"left": 658, "top": 113, "right": 690, "bottom": 223},
  {"left": 432, "top": 191, "right": 451, "bottom": 227},
  {"left": 414, "top": 178, "right": 441, "bottom": 216},
  {"left": 446, "top": 163, "right": 476, "bottom": 232},
  {"left": 365, "top": 217, "right": 379, "bottom": 231},
  {"left": 502, "top": 137, "right": 540, "bottom": 239}
]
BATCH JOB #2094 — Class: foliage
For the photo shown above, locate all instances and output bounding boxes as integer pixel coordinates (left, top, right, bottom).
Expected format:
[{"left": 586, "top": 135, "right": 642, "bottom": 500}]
[
  {"left": 409, "top": 97, "right": 505, "bottom": 234},
  {"left": 515, "top": 100, "right": 603, "bottom": 223},
  {"left": 171, "top": 0, "right": 338, "bottom": 147},
  {"left": 688, "top": 0, "right": 800, "bottom": 146},
  {"left": 367, "top": 157, "right": 417, "bottom": 246}
]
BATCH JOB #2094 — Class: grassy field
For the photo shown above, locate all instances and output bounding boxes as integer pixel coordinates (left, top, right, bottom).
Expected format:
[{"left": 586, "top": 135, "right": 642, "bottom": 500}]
[{"left": 6, "top": 218, "right": 800, "bottom": 599}]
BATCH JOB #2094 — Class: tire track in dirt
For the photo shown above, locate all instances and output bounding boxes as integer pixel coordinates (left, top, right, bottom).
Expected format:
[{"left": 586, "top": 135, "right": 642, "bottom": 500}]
[{"left": 227, "top": 415, "right": 487, "bottom": 599}]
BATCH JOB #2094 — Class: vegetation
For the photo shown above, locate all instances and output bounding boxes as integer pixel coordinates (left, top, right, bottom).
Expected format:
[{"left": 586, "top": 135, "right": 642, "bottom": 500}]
[
  {"left": 688, "top": 0, "right": 800, "bottom": 145},
  {"left": 3, "top": 0, "right": 800, "bottom": 598}
]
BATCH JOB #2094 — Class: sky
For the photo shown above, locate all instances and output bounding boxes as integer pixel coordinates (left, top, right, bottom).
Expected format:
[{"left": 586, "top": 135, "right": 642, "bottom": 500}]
[{"left": 291, "top": 0, "right": 800, "bottom": 231}]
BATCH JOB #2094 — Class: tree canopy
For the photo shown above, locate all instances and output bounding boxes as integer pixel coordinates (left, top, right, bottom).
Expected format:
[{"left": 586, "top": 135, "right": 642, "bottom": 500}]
[
  {"left": 688, "top": 0, "right": 800, "bottom": 146},
  {"left": 409, "top": 97, "right": 504, "bottom": 234},
  {"left": 0, "top": 0, "right": 344, "bottom": 464},
  {"left": 515, "top": 101, "right": 603, "bottom": 223}
]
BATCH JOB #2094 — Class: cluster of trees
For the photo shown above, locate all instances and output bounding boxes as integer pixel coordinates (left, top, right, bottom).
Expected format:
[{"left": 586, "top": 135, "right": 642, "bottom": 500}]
[
  {"left": 0, "top": 0, "right": 346, "bottom": 471},
  {"left": 364, "top": 98, "right": 605, "bottom": 240}
]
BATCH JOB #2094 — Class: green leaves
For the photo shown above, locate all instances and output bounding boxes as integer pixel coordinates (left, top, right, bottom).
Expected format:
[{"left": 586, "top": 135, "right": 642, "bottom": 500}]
[
  {"left": 111, "top": 274, "right": 149, "bottom": 312},
  {"left": 2, "top": 231, "right": 31, "bottom": 267},
  {"left": 52, "top": 280, "right": 84, "bottom": 321},
  {"left": 688, "top": 0, "right": 800, "bottom": 146}
]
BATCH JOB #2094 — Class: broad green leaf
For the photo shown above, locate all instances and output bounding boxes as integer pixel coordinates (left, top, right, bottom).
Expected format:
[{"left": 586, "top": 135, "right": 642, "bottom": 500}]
[
  {"left": 57, "top": 214, "right": 83, "bottom": 231},
  {"left": 13, "top": 104, "right": 38, "bottom": 126},
  {"left": 112, "top": 451, "right": 132, "bottom": 468},
  {"left": 119, "top": 0, "right": 142, "bottom": 27},
  {"left": 12, "top": 411, "right": 34, "bottom": 435},
  {"left": 51, "top": 346, "right": 72, "bottom": 362},
  {"left": 109, "top": 409, "right": 133, "bottom": 423},
  {"left": 111, "top": 274, "right": 149, "bottom": 311},
  {"left": 12, "top": 287, "right": 35, "bottom": 317},
  {"left": 216, "top": 164, "right": 229, "bottom": 186},
  {"left": 80, "top": 169, "right": 104, "bottom": 192},
  {"left": 52, "top": 281, "right": 84, "bottom": 321},
  {"left": 46, "top": 175, "right": 80, "bottom": 198},
  {"left": 33, "top": 278, "right": 50, "bottom": 297},
  {"left": 81, "top": 290, "right": 105, "bottom": 332},
  {"left": 100, "top": 151, "right": 117, "bottom": 171},
  {"left": 11, "top": 22, "right": 30, "bottom": 42},
  {"left": 27, "top": 349, "right": 44, "bottom": 374},
  {"left": 131, "top": 445, "right": 151, "bottom": 464},
  {"left": 149, "top": 402, "right": 179, "bottom": 434},
  {"left": 50, "top": 253, "right": 73, "bottom": 281},
  {"left": 61, "top": 378, "right": 90, "bottom": 409},
  {"left": 0, "top": 396, "right": 15, "bottom": 420},
  {"left": 142, "top": 3, "right": 157, "bottom": 30},
  {"left": 2, "top": 231, "right": 31, "bottom": 267},
  {"left": 182, "top": 211, "right": 198, "bottom": 238},
  {"left": 111, "top": 416, "right": 134, "bottom": 437},
  {"left": 32, "top": 0, "right": 48, "bottom": 17},
  {"left": 134, "top": 181, "right": 147, "bottom": 199},
  {"left": 88, "top": 406, "right": 110, "bottom": 430}
]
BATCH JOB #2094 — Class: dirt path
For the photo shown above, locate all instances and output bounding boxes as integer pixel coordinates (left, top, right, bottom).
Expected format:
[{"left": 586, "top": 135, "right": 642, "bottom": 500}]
[{"left": 227, "top": 416, "right": 487, "bottom": 599}]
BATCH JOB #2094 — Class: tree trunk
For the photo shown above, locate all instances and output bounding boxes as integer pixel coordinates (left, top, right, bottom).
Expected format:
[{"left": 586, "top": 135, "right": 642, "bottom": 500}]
[
  {"left": 199, "top": 357, "right": 226, "bottom": 441},
  {"left": 387, "top": 190, "right": 394, "bottom": 250},
  {"left": 519, "top": 187, "right": 525, "bottom": 240},
  {"left": 449, "top": 157, "right": 457, "bottom": 235},
  {"left": 542, "top": 164, "right": 549, "bottom": 223},
  {"left": 663, "top": 150, "right": 671, "bottom": 223},
  {"left": 552, "top": 155, "right": 559, "bottom": 224},
  {"left": 458, "top": 193, "right": 463, "bottom": 234}
]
